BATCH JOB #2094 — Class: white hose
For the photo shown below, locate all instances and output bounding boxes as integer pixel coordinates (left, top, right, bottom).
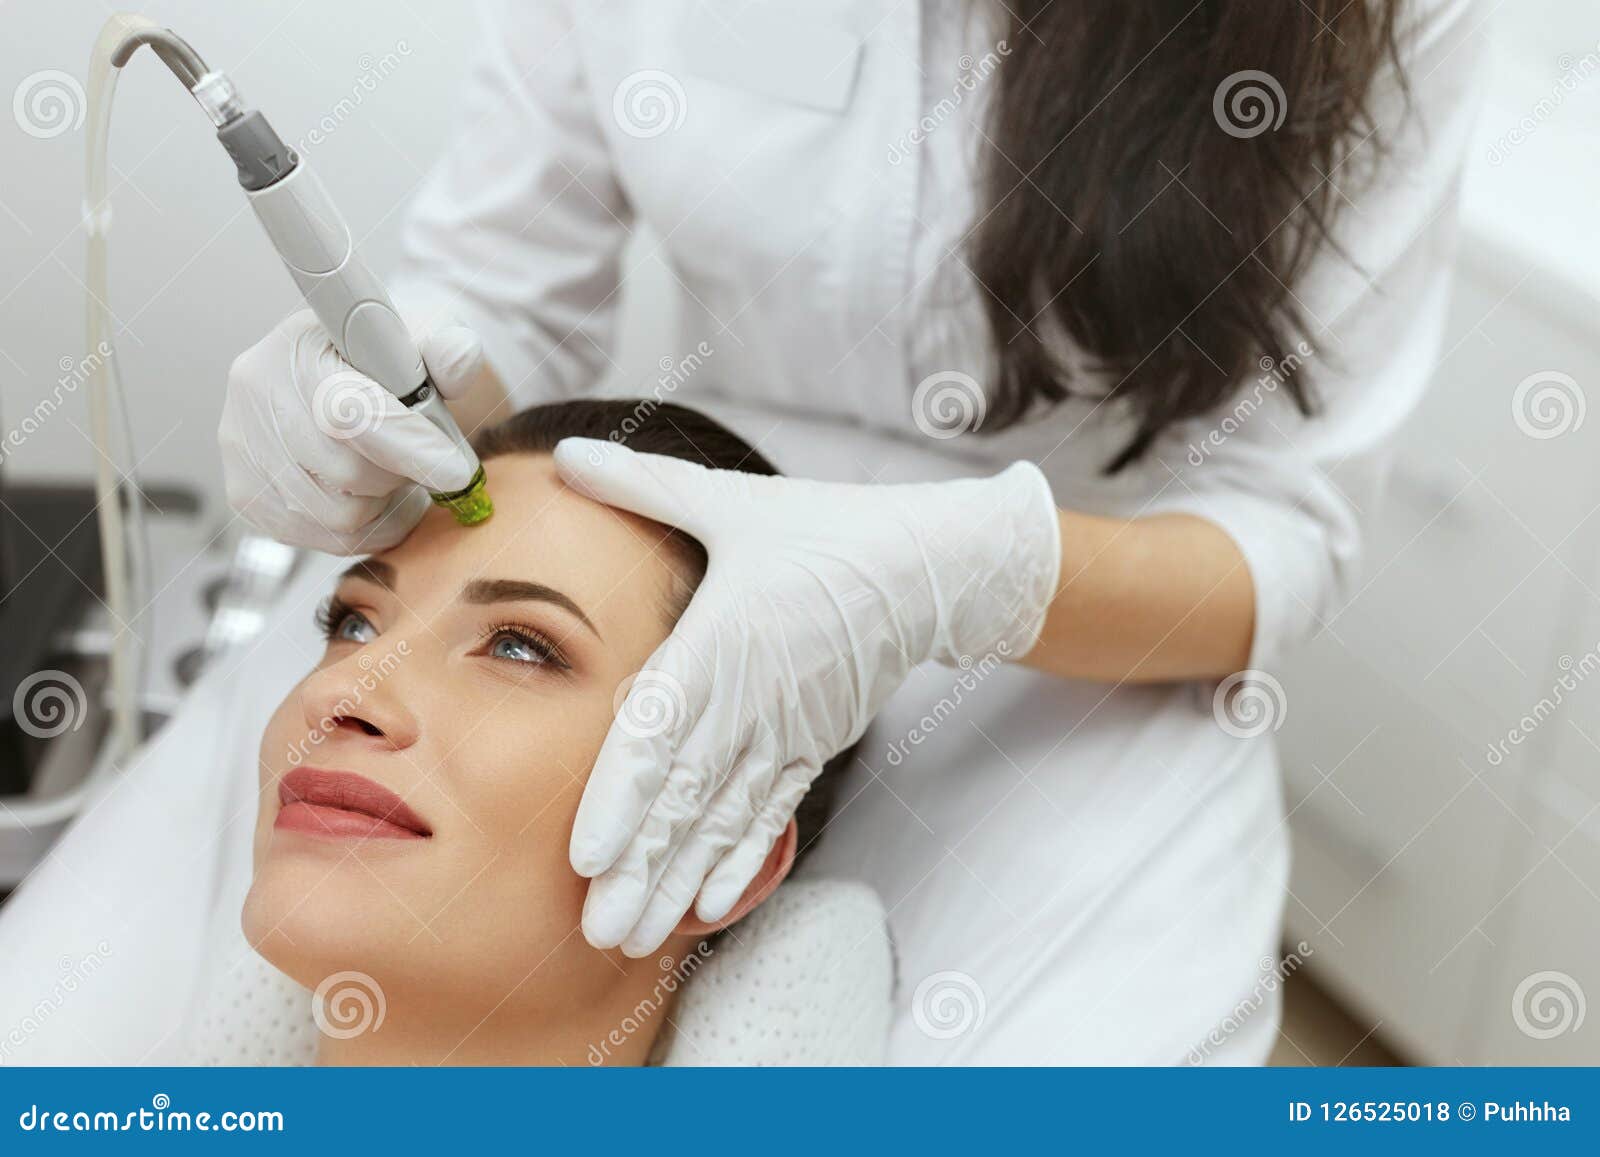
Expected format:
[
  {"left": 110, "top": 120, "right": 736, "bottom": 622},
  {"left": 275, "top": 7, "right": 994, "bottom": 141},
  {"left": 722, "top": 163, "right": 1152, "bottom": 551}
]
[{"left": 84, "top": 14, "right": 164, "bottom": 762}]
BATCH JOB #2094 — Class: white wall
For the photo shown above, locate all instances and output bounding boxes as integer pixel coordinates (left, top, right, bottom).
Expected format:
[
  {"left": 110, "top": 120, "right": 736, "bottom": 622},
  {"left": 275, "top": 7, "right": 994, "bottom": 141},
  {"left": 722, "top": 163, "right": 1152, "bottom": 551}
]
[
  {"left": 1490, "top": 0, "right": 1599, "bottom": 70},
  {"left": 0, "top": 0, "right": 480, "bottom": 516}
]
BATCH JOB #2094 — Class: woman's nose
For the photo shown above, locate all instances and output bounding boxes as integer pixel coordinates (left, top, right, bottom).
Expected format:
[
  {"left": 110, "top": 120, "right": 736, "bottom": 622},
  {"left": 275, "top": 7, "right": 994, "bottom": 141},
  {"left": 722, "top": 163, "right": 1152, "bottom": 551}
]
[{"left": 296, "top": 649, "right": 421, "bottom": 752}]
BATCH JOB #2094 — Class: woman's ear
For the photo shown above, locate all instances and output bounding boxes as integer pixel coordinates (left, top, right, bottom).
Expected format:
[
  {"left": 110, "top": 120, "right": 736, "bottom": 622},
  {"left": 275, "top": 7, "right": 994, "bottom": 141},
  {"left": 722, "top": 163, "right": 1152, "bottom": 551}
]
[{"left": 675, "top": 820, "right": 798, "bottom": 937}]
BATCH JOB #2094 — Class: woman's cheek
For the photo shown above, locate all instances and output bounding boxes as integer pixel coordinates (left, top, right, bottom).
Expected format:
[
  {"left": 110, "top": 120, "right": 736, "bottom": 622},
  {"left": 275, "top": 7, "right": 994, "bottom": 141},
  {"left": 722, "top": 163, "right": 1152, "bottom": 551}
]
[
  {"left": 446, "top": 710, "right": 609, "bottom": 928},
  {"left": 257, "top": 700, "right": 295, "bottom": 782},
  {"left": 455, "top": 699, "right": 613, "bottom": 841}
]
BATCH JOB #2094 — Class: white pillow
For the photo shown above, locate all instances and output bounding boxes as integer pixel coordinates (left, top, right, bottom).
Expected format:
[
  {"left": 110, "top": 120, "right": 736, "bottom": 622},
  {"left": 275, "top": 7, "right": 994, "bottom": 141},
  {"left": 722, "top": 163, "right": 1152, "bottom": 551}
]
[
  {"left": 181, "top": 879, "right": 892, "bottom": 1067},
  {"left": 651, "top": 880, "right": 892, "bottom": 1065}
]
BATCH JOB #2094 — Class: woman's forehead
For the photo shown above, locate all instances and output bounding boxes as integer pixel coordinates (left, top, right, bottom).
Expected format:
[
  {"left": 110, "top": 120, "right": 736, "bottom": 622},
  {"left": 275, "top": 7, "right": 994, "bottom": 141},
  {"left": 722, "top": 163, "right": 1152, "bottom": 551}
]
[{"left": 380, "top": 454, "right": 679, "bottom": 639}]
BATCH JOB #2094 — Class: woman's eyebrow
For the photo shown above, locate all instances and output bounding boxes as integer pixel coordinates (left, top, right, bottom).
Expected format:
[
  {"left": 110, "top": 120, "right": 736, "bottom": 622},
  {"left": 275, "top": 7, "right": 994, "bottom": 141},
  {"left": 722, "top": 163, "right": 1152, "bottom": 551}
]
[
  {"left": 460, "top": 578, "right": 601, "bottom": 639},
  {"left": 339, "top": 559, "right": 395, "bottom": 590}
]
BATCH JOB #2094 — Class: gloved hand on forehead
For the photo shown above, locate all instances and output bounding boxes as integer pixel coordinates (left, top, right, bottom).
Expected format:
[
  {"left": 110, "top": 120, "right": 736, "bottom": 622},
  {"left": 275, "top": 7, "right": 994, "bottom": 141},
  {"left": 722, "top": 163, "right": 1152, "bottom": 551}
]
[
  {"left": 553, "top": 436, "right": 1062, "bottom": 956},
  {"left": 220, "top": 308, "right": 482, "bottom": 554}
]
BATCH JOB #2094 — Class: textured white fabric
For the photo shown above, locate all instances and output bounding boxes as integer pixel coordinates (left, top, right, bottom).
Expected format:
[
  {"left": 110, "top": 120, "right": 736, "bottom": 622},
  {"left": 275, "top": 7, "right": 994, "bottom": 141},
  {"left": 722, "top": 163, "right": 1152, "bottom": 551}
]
[
  {"left": 652, "top": 881, "right": 892, "bottom": 1066},
  {"left": 180, "top": 880, "right": 891, "bottom": 1067}
]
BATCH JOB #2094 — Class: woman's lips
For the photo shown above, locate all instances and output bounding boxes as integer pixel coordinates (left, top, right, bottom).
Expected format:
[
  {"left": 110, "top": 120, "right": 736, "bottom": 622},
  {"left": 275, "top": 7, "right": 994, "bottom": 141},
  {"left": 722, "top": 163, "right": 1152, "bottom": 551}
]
[{"left": 275, "top": 767, "right": 432, "bottom": 841}]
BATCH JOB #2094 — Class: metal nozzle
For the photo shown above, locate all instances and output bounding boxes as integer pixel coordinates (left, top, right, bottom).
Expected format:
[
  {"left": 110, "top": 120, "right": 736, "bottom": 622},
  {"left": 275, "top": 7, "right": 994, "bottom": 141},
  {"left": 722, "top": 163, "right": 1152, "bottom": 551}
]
[{"left": 429, "top": 465, "right": 494, "bottom": 526}]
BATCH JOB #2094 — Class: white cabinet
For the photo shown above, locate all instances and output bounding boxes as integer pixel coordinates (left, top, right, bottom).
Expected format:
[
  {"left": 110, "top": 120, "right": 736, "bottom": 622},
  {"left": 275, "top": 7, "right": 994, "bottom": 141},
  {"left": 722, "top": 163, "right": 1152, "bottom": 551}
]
[
  {"left": 1472, "top": 600, "right": 1600, "bottom": 1065},
  {"left": 1277, "top": 240, "right": 1600, "bottom": 1064}
]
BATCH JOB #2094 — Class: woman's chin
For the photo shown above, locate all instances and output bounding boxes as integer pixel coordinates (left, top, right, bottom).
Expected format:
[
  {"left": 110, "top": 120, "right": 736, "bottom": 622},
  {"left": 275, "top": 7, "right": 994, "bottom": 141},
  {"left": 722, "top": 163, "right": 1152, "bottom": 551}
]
[{"left": 241, "top": 862, "right": 396, "bottom": 991}]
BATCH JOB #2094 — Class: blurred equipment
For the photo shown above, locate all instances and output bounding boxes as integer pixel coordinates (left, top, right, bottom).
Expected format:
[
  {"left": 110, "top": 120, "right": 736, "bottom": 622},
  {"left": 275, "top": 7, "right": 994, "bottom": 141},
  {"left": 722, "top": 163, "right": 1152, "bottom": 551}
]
[
  {"left": 0, "top": 486, "right": 104, "bottom": 800},
  {"left": 0, "top": 481, "right": 301, "bottom": 889}
]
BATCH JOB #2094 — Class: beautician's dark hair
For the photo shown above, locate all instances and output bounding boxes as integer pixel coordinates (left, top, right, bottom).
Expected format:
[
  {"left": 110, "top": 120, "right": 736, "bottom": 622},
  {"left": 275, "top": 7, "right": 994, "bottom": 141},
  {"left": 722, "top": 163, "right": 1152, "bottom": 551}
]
[
  {"left": 973, "top": 0, "right": 1403, "bottom": 470},
  {"left": 473, "top": 398, "right": 845, "bottom": 869}
]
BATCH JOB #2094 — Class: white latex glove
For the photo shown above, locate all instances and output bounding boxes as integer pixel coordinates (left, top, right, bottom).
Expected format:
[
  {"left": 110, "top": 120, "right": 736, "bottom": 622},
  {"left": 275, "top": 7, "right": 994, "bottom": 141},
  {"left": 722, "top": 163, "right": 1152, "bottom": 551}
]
[
  {"left": 219, "top": 308, "right": 483, "bottom": 554},
  {"left": 553, "top": 438, "right": 1062, "bottom": 955}
]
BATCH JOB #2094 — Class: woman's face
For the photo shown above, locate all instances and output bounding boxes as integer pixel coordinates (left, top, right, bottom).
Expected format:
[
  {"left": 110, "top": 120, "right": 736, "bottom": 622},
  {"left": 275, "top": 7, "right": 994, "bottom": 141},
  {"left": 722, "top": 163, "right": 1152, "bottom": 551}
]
[{"left": 243, "top": 452, "right": 691, "bottom": 1026}]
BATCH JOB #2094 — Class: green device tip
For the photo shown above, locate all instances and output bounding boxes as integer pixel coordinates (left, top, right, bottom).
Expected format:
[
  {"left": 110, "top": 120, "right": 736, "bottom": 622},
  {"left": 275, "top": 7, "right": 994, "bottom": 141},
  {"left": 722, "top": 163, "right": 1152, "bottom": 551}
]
[{"left": 431, "top": 464, "right": 493, "bottom": 526}]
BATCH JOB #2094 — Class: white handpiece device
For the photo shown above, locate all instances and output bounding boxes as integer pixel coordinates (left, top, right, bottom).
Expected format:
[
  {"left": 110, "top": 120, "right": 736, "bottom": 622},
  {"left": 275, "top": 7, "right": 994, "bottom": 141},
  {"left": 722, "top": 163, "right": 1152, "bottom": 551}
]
[
  {"left": 207, "top": 77, "right": 491, "bottom": 524},
  {"left": 249, "top": 165, "right": 432, "bottom": 407}
]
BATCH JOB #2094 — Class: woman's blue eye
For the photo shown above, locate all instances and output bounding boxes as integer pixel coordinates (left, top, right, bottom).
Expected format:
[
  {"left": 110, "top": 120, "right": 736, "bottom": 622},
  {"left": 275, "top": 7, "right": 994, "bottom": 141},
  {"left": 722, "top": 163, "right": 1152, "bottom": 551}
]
[
  {"left": 335, "top": 612, "right": 376, "bottom": 644},
  {"left": 489, "top": 633, "right": 545, "bottom": 664},
  {"left": 316, "top": 596, "right": 375, "bottom": 644},
  {"left": 481, "top": 626, "right": 569, "bottom": 672}
]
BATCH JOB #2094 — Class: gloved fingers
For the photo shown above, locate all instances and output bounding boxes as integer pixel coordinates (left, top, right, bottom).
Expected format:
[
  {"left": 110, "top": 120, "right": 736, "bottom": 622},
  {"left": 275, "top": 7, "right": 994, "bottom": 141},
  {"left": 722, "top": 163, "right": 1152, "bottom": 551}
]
[
  {"left": 246, "top": 412, "right": 427, "bottom": 552},
  {"left": 613, "top": 831, "right": 716, "bottom": 959},
  {"left": 417, "top": 324, "right": 485, "bottom": 400},
  {"left": 308, "top": 381, "right": 474, "bottom": 495},
  {"left": 615, "top": 741, "right": 780, "bottom": 957},
  {"left": 569, "top": 624, "right": 717, "bottom": 876},
  {"left": 222, "top": 308, "right": 485, "bottom": 551},
  {"left": 269, "top": 458, "right": 398, "bottom": 544},
  {"left": 219, "top": 406, "right": 283, "bottom": 531},
  {"left": 552, "top": 438, "right": 719, "bottom": 537},
  {"left": 579, "top": 848, "right": 650, "bottom": 951},
  {"left": 579, "top": 746, "right": 728, "bottom": 949},
  {"left": 695, "top": 761, "right": 817, "bottom": 923},
  {"left": 275, "top": 389, "right": 409, "bottom": 500},
  {"left": 387, "top": 294, "right": 482, "bottom": 398},
  {"left": 282, "top": 304, "right": 479, "bottom": 466},
  {"left": 246, "top": 491, "right": 378, "bottom": 556},
  {"left": 222, "top": 464, "right": 342, "bottom": 554},
  {"left": 360, "top": 486, "right": 434, "bottom": 551}
]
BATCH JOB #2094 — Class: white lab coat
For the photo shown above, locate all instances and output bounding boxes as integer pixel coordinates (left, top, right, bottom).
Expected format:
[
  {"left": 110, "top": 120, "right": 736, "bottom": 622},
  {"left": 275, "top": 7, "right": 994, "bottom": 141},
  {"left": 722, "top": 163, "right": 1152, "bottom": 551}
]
[{"left": 392, "top": 0, "right": 1485, "bottom": 1064}]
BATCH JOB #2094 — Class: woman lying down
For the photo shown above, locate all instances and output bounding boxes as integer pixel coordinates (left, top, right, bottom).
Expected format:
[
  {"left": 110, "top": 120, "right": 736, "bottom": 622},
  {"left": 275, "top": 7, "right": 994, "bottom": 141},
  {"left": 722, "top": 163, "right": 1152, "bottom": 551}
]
[{"left": 241, "top": 400, "right": 884, "bottom": 1065}]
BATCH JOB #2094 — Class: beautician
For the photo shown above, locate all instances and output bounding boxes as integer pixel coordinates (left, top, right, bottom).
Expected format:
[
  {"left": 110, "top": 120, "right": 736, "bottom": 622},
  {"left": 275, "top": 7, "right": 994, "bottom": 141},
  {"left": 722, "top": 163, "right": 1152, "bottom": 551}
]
[{"left": 219, "top": 0, "right": 1483, "bottom": 1063}]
